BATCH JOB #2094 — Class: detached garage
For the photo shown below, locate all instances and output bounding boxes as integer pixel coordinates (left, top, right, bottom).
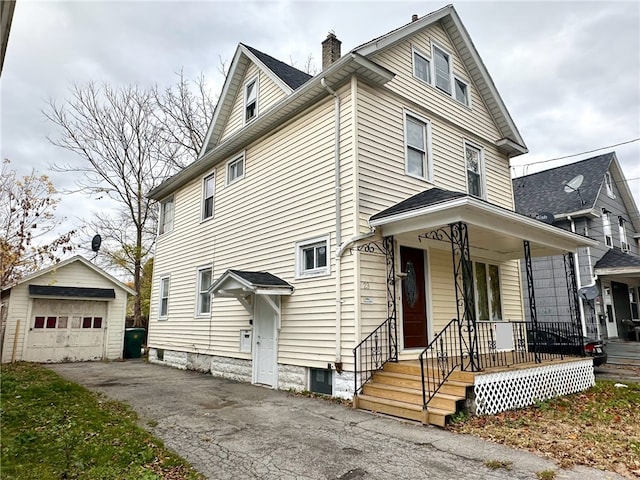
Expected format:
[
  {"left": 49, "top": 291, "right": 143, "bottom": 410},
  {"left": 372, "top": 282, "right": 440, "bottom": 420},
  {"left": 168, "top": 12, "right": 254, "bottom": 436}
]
[{"left": 1, "top": 256, "right": 135, "bottom": 363}]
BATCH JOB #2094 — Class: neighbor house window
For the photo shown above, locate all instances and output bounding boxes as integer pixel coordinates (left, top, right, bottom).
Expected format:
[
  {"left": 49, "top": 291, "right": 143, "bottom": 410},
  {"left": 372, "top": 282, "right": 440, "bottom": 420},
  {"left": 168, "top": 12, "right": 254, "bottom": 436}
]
[
  {"left": 474, "top": 262, "right": 502, "bottom": 321},
  {"left": 296, "top": 236, "right": 330, "bottom": 278},
  {"left": 454, "top": 77, "right": 470, "bottom": 106},
  {"left": 605, "top": 171, "right": 615, "bottom": 198},
  {"left": 413, "top": 48, "right": 430, "bottom": 83},
  {"left": 404, "top": 112, "right": 432, "bottom": 180},
  {"left": 433, "top": 45, "right": 452, "bottom": 93},
  {"left": 244, "top": 76, "right": 258, "bottom": 123},
  {"left": 196, "top": 267, "right": 212, "bottom": 316},
  {"left": 159, "top": 197, "right": 174, "bottom": 234},
  {"left": 159, "top": 276, "right": 170, "bottom": 319},
  {"left": 602, "top": 209, "right": 612, "bottom": 248},
  {"left": 619, "top": 217, "right": 629, "bottom": 252},
  {"left": 202, "top": 173, "right": 215, "bottom": 220},
  {"left": 226, "top": 154, "right": 245, "bottom": 185},
  {"left": 465, "top": 142, "right": 484, "bottom": 198}
]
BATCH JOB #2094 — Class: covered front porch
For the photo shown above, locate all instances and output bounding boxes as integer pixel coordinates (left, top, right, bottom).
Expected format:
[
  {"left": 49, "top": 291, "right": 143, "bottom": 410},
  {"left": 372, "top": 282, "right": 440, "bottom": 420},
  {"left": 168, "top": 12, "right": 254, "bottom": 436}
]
[{"left": 351, "top": 188, "right": 598, "bottom": 425}]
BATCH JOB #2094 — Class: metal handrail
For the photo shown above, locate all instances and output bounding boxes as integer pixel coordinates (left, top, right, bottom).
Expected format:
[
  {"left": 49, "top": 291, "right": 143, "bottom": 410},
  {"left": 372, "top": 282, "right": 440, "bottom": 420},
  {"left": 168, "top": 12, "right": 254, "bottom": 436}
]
[{"left": 353, "top": 317, "right": 397, "bottom": 395}]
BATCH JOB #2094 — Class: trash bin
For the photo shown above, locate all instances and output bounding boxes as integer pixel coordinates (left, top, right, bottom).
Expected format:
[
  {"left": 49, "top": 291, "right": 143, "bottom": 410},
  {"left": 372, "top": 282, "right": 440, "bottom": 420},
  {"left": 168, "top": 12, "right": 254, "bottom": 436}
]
[{"left": 124, "top": 328, "right": 145, "bottom": 359}]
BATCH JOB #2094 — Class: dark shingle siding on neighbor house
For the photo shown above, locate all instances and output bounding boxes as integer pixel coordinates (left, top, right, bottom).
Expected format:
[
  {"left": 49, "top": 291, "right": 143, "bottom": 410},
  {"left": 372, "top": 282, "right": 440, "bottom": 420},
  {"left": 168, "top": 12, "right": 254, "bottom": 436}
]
[
  {"left": 243, "top": 45, "right": 312, "bottom": 90},
  {"left": 28, "top": 285, "right": 116, "bottom": 299},
  {"left": 512, "top": 153, "right": 614, "bottom": 217}
]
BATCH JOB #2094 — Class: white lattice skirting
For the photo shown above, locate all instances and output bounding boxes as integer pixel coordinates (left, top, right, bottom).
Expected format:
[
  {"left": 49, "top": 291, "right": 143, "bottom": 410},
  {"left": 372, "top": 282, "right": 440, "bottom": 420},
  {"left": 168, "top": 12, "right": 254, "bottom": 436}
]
[{"left": 473, "top": 360, "right": 595, "bottom": 415}]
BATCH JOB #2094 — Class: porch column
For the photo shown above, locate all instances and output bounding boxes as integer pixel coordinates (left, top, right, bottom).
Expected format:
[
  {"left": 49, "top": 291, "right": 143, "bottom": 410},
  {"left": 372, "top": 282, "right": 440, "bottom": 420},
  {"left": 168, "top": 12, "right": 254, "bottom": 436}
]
[
  {"left": 383, "top": 236, "right": 398, "bottom": 361},
  {"left": 449, "top": 222, "right": 479, "bottom": 371},
  {"left": 563, "top": 252, "right": 582, "bottom": 336},
  {"left": 523, "top": 240, "right": 540, "bottom": 363}
]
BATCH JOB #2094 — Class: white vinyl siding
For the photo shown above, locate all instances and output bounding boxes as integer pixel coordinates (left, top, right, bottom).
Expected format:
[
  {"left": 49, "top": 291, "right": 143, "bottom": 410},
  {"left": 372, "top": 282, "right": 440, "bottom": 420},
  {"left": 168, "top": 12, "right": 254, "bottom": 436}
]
[
  {"left": 196, "top": 267, "right": 212, "bottom": 316},
  {"left": 159, "top": 197, "right": 174, "bottom": 234},
  {"left": 159, "top": 276, "right": 170, "bottom": 319},
  {"left": 226, "top": 153, "right": 245, "bottom": 185},
  {"left": 202, "top": 173, "right": 215, "bottom": 220}
]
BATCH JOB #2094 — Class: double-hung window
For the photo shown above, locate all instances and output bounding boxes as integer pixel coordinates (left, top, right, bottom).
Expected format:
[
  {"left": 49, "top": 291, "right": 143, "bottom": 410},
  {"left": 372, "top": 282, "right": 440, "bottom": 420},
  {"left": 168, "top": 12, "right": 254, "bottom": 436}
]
[
  {"left": 465, "top": 142, "right": 484, "bottom": 198},
  {"left": 433, "top": 45, "right": 451, "bottom": 93},
  {"left": 602, "top": 209, "right": 613, "bottom": 247},
  {"left": 413, "top": 49, "right": 430, "bottom": 83},
  {"left": 244, "top": 76, "right": 258, "bottom": 123},
  {"left": 159, "top": 276, "right": 170, "bottom": 319},
  {"left": 619, "top": 216, "right": 629, "bottom": 252},
  {"left": 226, "top": 154, "right": 245, "bottom": 185},
  {"left": 404, "top": 112, "right": 431, "bottom": 180},
  {"left": 296, "top": 236, "right": 330, "bottom": 278},
  {"left": 159, "top": 197, "right": 174, "bottom": 234},
  {"left": 196, "top": 267, "right": 212, "bottom": 315},
  {"left": 474, "top": 262, "right": 502, "bottom": 321},
  {"left": 454, "top": 77, "right": 470, "bottom": 106},
  {"left": 202, "top": 173, "right": 215, "bottom": 220}
]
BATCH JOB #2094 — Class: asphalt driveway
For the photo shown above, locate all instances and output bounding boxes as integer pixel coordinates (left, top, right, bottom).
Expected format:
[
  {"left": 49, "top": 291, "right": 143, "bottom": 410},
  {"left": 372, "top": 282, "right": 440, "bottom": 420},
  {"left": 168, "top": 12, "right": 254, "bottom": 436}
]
[{"left": 47, "top": 361, "right": 624, "bottom": 480}]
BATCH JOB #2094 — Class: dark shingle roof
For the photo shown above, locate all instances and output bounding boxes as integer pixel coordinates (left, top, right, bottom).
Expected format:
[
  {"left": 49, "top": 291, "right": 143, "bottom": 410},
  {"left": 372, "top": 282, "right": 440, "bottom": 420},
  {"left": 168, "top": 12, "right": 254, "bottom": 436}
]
[
  {"left": 594, "top": 249, "right": 640, "bottom": 270},
  {"left": 513, "top": 153, "right": 614, "bottom": 217},
  {"left": 229, "top": 270, "right": 292, "bottom": 288},
  {"left": 243, "top": 44, "right": 312, "bottom": 90},
  {"left": 29, "top": 285, "right": 116, "bottom": 299},
  {"left": 370, "top": 188, "right": 467, "bottom": 221}
]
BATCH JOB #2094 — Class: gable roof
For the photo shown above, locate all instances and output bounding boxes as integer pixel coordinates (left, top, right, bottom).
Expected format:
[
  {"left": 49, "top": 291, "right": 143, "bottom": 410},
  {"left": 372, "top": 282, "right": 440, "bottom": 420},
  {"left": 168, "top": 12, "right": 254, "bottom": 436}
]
[
  {"left": 209, "top": 269, "right": 293, "bottom": 297},
  {"left": 513, "top": 152, "right": 640, "bottom": 232},
  {"left": 243, "top": 45, "right": 312, "bottom": 90},
  {"left": 2, "top": 255, "right": 136, "bottom": 295},
  {"left": 354, "top": 4, "right": 526, "bottom": 155}
]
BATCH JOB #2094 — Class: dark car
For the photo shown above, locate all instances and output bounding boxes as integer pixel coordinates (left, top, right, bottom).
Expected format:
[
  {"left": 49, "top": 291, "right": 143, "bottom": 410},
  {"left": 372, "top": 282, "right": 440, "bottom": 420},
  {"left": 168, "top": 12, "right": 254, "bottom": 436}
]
[{"left": 526, "top": 329, "right": 607, "bottom": 366}]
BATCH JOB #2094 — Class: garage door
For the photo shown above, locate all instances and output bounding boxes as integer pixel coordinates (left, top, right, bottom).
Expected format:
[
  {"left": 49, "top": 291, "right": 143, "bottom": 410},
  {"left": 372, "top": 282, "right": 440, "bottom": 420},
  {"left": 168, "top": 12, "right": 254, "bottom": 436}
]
[{"left": 25, "top": 299, "right": 107, "bottom": 362}]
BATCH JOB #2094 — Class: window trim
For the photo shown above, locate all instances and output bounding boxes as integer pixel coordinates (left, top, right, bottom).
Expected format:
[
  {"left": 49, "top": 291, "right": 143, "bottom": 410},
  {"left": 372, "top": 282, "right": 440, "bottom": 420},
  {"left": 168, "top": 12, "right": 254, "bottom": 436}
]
[
  {"left": 432, "top": 43, "right": 453, "bottom": 94},
  {"left": 403, "top": 110, "right": 433, "bottom": 182},
  {"left": 464, "top": 141, "right": 486, "bottom": 199},
  {"left": 295, "top": 235, "right": 331, "bottom": 279},
  {"left": 602, "top": 209, "right": 613, "bottom": 248},
  {"left": 195, "top": 266, "right": 213, "bottom": 317},
  {"left": 159, "top": 275, "right": 170, "bottom": 320},
  {"left": 159, "top": 196, "right": 175, "bottom": 235},
  {"left": 619, "top": 216, "right": 629, "bottom": 252},
  {"left": 604, "top": 171, "right": 615, "bottom": 198},
  {"left": 201, "top": 172, "right": 216, "bottom": 221},
  {"left": 226, "top": 152, "right": 246, "bottom": 186},
  {"left": 412, "top": 47, "right": 431, "bottom": 84},
  {"left": 243, "top": 75, "right": 259, "bottom": 125},
  {"left": 454, "top": 75, "right": 471, "bottom": 107}
]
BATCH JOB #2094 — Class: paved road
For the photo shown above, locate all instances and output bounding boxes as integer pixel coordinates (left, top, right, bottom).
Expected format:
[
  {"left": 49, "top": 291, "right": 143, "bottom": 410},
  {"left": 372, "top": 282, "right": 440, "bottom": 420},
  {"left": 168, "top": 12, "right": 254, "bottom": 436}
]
[{"left": 47, "top": 361, "right": 625, "bottom": 480}]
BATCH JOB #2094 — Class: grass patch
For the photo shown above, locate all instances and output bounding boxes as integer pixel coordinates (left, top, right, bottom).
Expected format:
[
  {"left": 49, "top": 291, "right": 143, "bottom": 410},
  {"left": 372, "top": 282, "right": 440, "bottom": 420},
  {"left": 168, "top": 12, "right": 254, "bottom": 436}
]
[
  {"left": 0, "top": 362, "right": 204, "bottom": 480},
  {"left": 536, "top": 470, "right": 556, "bottom": 480},
  {"left": 448, "top": 379, "right": 640, "bottom": 478},
  {"left": 484, "top": 459, "right": 512, "bottom": 471}
]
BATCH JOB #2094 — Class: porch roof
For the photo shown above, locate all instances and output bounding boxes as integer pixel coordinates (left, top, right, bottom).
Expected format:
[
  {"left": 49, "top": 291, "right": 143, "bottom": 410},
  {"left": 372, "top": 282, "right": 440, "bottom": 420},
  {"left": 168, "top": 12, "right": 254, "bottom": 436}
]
[
  {"left": 594, "top": 249, "right": 640, "bottom": 278},
  {"left": 369, "top": 188, "right": 598, "bottom": 261},
  {"left": 209, "top": 270, "right": 294, "bottom": 297}
]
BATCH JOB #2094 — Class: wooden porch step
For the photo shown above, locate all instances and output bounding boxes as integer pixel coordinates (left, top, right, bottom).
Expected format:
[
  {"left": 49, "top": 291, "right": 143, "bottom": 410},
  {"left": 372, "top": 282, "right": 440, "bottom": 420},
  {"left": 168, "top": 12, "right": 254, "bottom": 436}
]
[
  {"left": 355, "top": 394, "right": 454, "bottom": 427},
  {"left": 363, "top": 382, "right": 464, "bottom": 412},
  {"left": 373, "top": 371, "right": 470, "bottom": 397},
  {"left": 381, "top": 361, "right": 478, "bottom": 384}
]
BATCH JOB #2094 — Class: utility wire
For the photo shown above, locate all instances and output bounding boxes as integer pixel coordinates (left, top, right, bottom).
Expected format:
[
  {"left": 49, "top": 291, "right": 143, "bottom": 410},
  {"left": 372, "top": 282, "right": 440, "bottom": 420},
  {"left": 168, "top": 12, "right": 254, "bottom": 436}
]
[{"left": 512, "top": 138, "right": 640, "bottom": 167}]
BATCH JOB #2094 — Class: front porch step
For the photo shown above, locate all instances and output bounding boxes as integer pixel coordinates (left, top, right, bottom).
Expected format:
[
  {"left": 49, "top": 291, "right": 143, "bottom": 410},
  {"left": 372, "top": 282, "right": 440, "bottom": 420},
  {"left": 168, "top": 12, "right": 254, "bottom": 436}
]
[
  {"left": 373, "top": 371, "right": 469, "bottom": 397},
  {"left": 362, "top": 382, "right": 464, "bottom": 412},
  {"left": 355, "top": 394, "right": 453, "bottom": 428}
]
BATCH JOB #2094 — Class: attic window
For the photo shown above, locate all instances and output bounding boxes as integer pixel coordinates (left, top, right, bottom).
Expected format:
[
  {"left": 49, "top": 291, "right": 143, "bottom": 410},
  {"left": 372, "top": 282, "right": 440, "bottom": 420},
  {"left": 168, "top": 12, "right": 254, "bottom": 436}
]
[
  {"left": 244, "top": 76, "right": 258, "bottom": 123},
  {"left": 454, "top": 77, "right": 470, "bottom": 106},
  {"left": 433, "top": 45, "right": 452, "bottom": 94},
  {"left": 413, "top": 48, "right": 430, "bottom": 83},
  {"left": 602, "top": 209, "right": 613, "bottom": 248},
  {"left": 605, "top": 171, "right": 615, "bottom": 198}
]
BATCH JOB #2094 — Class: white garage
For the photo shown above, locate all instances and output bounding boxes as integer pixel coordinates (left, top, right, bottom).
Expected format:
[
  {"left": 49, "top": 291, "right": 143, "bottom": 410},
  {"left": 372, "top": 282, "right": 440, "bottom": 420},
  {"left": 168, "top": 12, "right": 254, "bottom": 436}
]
[{"left": 1, "top": 256, "right": 135, "bottom": 363}]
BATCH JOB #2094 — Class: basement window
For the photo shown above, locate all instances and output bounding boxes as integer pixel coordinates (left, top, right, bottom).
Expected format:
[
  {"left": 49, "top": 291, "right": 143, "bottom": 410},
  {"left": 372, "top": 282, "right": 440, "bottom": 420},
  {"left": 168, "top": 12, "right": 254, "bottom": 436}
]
[{"left": 310, "top": 368, "right": 333, "bottom": 395}]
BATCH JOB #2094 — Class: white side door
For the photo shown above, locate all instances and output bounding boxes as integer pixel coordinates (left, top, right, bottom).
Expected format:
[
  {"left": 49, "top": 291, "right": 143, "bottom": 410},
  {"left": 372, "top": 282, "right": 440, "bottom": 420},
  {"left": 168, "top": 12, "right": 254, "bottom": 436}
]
[{"left": 253, "top": 295, "right": 277, "bottom": 387}]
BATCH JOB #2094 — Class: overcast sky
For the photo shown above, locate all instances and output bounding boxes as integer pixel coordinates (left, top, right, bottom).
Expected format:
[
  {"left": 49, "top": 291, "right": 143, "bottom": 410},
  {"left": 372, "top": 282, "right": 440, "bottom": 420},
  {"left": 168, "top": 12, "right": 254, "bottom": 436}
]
[{"left": 1, "top": 0, "right": 639, "bottom": 245}]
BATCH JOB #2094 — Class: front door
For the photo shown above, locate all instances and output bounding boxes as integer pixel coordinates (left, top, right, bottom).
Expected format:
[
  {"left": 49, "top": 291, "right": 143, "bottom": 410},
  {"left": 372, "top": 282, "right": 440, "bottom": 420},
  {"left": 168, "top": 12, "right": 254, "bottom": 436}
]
[
  {"left": 400, "top": 246, "right": 428, "bottom": 349},
  {"left": 612, "top": 281, "right": 631, "bottom": 339},
  {"left": 254, "top": 295, "right": 277, "bottom": 387}
]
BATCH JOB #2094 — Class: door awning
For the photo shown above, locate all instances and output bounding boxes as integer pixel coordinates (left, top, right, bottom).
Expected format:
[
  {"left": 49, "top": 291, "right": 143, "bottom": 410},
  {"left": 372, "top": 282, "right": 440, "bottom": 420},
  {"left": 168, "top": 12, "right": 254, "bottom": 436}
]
[
  {"left": 594, "top": 248, "right": 640, "bottom": 278},
  {"left": 369, "top": 188, "right": 598, "bottom": 261},
  {"left": 209, "top": 270, "right": 294, "bottom": 298}
]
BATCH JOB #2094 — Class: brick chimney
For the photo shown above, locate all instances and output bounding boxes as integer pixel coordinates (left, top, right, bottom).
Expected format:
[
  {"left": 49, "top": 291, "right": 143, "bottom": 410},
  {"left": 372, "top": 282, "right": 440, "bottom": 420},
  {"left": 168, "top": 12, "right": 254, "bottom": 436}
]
[
  {"left": 412, "top": 14, "right": 419, "bottom": 22},
  {"left": 322, "top": 32, "right": 341, "bottom": 70}
]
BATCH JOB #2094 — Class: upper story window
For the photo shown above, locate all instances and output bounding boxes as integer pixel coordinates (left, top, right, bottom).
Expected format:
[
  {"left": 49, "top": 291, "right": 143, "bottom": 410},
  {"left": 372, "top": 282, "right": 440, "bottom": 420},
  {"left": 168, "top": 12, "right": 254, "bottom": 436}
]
[
  {"left": 404, "top": 111, "right": 432, "bottom": 181},
  {"left": 474, "top": 262, "right": 502, "bottom": 321},
  {"left": 244, "top": 76, "right": 258, "bottom": 123},
  {"left": 433, "top": 45, "right": 452, "bottom": 94},
  {"left": 296, "top": 236, "right": 330, "bottom": 278},
  {"left": 454, "top": 77, "right": 470, "bottom": 106},
  {"left": 412, "top": 48, "right": 431, "bottom": 83},
  {"left": 602, "top": 209, "right": 612, "bottom": 248},
  {"left": 202, "top": 173, "right": 215, "bottom": 220},
  {"left": 465, "top": 142, "right": 484, "bottom": 198},
  {"left": 159, "top": 276, "right": 170, "bottom": 319},
  {"left": 226, "top": 154, "right": 245, "bottom": 185},
  {"left": 196, "top": 266, "right": 212, "bottom": 315},
  {"left": 604, "top": 171, "right": 615, "bottom": 198},
  {"left": 159, "top": 197, "right": 174, "bottom": 235},
  {"left": 619, "top": 216, "right": 629, "bottom": 252}
]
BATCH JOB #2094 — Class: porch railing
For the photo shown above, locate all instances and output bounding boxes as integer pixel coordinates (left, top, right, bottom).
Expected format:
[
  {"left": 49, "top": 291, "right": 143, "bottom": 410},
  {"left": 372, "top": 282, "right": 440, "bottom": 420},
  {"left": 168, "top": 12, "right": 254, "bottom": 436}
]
[
  {"left": 419, "top": 320, "right": 586, "bottom": 409},
  {"left": 353, "top": 317, "right": 397, "bottom": 395}
]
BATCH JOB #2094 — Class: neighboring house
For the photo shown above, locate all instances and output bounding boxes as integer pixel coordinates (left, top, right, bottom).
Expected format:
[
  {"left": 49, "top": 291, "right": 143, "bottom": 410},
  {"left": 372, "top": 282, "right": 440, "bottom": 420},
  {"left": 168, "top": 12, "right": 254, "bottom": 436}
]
[
  {"left": 147, "top": 6, "right": 596, "bottom": 422},
  {"left": 513, "top": 152, "right": 640, "bottom": 340},
  {"left": 0, "top": 255, "right": 135, "bottom": 363}
]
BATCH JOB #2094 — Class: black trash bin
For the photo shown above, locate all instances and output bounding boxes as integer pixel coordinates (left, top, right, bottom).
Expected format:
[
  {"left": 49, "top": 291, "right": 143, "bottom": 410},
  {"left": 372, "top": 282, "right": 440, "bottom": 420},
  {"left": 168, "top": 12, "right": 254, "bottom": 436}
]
[{"left": 124, "top": 328, "right": 145, "bottom": 359}]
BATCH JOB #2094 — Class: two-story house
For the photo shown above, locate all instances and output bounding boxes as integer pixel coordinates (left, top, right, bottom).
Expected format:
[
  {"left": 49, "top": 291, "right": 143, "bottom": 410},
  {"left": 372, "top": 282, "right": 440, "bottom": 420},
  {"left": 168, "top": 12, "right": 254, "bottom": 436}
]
[
  {"left": 148, "top": 6, "right": 596, "bottom": 425},
  {"left": 513, "top": 153, "right": 640, "bottom": 341}
]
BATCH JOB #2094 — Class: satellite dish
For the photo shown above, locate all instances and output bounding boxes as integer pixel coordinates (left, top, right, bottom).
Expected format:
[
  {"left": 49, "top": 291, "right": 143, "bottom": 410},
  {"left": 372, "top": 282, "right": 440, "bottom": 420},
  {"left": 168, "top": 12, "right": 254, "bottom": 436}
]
[
  {"left": 91, "top": 234, "right": 102, "bottom": 252},
  {"left": 535, "top": 212, "right": 555, "bottom": 224},
  {"left": 563, "top": 174, "right": 584, "bottom": 193},
  {"left": 578, "top": 284, "right": 600, "bottom": 301}
]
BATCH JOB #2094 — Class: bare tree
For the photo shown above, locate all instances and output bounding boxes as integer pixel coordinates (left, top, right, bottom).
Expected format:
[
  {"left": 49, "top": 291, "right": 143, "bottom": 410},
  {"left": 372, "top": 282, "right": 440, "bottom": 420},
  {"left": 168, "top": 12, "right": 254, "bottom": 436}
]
[{"left": 0, "top": 159, "right": 75, "bottom": 287}]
